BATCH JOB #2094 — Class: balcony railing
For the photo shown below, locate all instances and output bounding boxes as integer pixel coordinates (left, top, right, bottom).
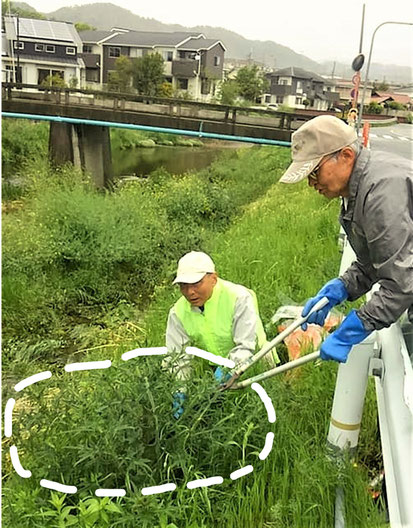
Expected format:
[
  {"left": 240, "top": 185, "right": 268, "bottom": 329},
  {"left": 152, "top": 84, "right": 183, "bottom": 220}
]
[{"left": 171, "top": 59, "right": 199, "bottom": 78}]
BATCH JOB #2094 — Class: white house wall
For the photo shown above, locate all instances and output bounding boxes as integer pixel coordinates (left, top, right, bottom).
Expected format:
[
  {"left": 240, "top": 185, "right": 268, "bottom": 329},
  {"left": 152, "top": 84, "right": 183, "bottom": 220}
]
[{"left": 11, "top": 60, "right": 79, "bottom": 85}]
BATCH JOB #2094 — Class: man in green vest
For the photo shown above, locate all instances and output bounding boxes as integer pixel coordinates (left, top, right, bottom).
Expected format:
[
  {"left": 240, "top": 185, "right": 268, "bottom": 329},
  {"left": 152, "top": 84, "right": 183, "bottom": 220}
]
[{"left": 165, "top": 251, "right": 277, "bottom": 418}]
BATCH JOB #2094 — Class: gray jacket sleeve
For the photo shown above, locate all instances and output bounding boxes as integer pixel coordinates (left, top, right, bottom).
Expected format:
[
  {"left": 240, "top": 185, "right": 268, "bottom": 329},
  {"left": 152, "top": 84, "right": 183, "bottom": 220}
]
[
  {"left": 341, "top": 175, "right": 413, "bottom": 331},
  {"left": 164, "top": 308, "right": 192, "bottom": 381},
  {"left": 229, "top": 290, "right": 259, "bottom": 365}
]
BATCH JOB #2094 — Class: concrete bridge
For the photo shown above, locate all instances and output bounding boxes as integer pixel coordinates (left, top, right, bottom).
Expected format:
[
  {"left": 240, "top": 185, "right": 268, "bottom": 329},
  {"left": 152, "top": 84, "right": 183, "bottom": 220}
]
[{"left": 2, "top": 83, "right": 311, "bottom": 187}]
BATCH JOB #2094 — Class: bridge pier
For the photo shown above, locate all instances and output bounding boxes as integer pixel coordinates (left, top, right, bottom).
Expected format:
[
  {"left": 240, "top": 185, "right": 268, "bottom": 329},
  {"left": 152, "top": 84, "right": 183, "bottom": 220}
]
[{"left": 49, "top": 122, "right": 113, "bottom": 188}]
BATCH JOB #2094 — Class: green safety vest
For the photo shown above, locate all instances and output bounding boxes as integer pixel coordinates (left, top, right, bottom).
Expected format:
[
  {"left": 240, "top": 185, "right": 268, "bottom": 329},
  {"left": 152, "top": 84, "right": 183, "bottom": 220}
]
[{"left": 174, "top": 278, "right": 267, "bottom": 358}]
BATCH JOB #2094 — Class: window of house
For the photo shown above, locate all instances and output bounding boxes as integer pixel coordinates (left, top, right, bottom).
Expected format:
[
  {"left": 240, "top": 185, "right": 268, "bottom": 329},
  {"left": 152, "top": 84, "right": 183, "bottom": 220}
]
[
  {"left": 66, "top": 47, "right": 76, "bottom": 55},
  {"left": 279, "top": 79, "right": 288, "bottom": 85},
  {"left": 83, "top": 44, "right": 93, "bottom": 53},
  {"left": 45, "top": 45, "right": 55, "bottom": 53},
  {"left": 264, "top": 94, "right": 271, "bottom": 103},
  {"left": 38, "top": 69, "right": 64, "bottom": 85},
  {"left": 178, "top": 51, "right": 186, "bottom": 59},
  {"left": 164, "top": 51, "right": 173, "bottom": 61},
  {"left": 296, "top": 97, "right": 303, "bottom": 105},
  {"left": 35, "top": 43, "right": 44, "bottom": 52},
  {"left": 276, "top": 96, "right": 284, "bottom": 104},
  {"left": 109, "top": 47, "right": 121, "bottom": 58},
  {"left": 86, "top": 69, "right": 99, "bottom": 82},
  {"left": 296, "top": 81, "right": 303, "bottom": 92},
  {"left": 165, "top": 76, "right": 172, "bottom": 83},
  {"left": 5, "top": 64, "right": 22, "bottom": 82},
  {"left": 177, "top": 78, "right": 188, "bottom": 90},
  {"left": 214, "top": 56, "right": 220, "bottom": 66},
  {"left": 14, "top": 41, "right": 24, "bottom": 50}
]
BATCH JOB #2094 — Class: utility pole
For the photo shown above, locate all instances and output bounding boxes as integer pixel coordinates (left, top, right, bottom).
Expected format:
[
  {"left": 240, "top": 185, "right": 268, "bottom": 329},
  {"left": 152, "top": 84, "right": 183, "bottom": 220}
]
[
  {"left": 357, "top": 20, "right": 413, "bottom": 130},
  {"left": 16, "top": 15, "right": 21, "bottom": 83},
  {"left": 359, "top": 3, "right": 365, "bottom": 54}
]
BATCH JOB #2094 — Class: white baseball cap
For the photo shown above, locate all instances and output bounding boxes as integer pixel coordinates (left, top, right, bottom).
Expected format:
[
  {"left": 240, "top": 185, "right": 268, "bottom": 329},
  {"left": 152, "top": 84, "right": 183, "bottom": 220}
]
[
  {"left": 280, "top": 115, "right": 357, "bottom": 184},
  {"left": 173, "top": 251, "right": 215, "bottom": 284}
]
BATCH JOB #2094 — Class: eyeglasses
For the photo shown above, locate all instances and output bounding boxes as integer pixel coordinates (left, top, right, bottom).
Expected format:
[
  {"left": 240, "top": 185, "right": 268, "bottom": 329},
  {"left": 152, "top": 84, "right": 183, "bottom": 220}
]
[{"left": 308, "top": 153, "right": 337, "bottom": 182}]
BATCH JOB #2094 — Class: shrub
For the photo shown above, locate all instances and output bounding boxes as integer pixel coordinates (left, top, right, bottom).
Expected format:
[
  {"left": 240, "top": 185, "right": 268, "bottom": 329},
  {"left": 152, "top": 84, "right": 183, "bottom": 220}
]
[
  {"left": 1, "top": 119, "right": 48, "bottom": 175},
  {"left": 366, "top": 102, "right": 383, "bottom": 115}
]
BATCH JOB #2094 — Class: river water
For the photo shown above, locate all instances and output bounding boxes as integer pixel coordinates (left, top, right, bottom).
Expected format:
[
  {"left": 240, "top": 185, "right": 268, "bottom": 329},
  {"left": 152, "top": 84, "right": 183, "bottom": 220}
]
[{"left": 112, "top": 142, "right": 248, "bottom": 178}]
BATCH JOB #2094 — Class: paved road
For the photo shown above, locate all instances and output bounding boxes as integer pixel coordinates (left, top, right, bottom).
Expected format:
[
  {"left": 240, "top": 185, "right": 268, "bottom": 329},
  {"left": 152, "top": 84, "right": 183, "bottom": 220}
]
[{"left": 368, "top": 123, "right": 412, "bottom": 160}]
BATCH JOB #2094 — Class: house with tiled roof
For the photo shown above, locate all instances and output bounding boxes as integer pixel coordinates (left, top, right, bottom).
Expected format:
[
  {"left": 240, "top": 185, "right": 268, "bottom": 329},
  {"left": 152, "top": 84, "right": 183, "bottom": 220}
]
[
  {"left": 371, "top": 90, "right": 412, "bottom": 110},
  {"left": 79, "top": 28, "right": 226, "bottom": 101},
  {"left": 2, "top": 15, "right": 85, "bottom": 86},
  {"left": 265, "top": 67, "right": 340, "bottom": 110},
  {"left": 330, "top": 78, "right": 373, "bottom": 107}
]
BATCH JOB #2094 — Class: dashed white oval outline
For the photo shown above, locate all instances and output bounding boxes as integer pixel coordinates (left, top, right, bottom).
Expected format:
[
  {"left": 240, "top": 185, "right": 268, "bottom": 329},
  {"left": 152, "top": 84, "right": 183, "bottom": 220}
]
[
  {"left": 230, "top": 465, "right": 254, "bottom": 480},
  {"left": 65, "top": 360, "right": 111, "bottom": 372},
  {"left": 122, "top": 347, "right": 167, "bottom": 361},
  {"left": 251, "top": 383, "right": 276, "bottom": 423},
  {"left": 10, "top": 445, "right": 32, "bottom": 478},
  {"left": 8, "top": 346, "right": 276, "bottom": 497},
  {"left": 185, "top": 346, "right": 235, "bottom": 369},
  {"left": 259, "top": 432, "right": 275, "bottom": 460},
  {"left": 95, "top": 488, "right": 126, "bottom": 497},
  {"left": 187, "top": 476, "right": 224, "bottom": 489},
  {"left": 40, "top": 479, "right": 77, "bottom": 494},
  {"left": 141, "top": 483, "right": 177, "bottom": 496},
  {"left": 14, "top": 371, "right": 52, "bottom": 392},
  {"left": 4, "top": 398, "right": 15, "bottom": 437}
]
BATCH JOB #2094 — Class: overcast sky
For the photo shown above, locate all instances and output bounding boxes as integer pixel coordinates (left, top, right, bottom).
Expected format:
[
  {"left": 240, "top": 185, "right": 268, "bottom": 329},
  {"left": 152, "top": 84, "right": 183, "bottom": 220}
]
[{"left": 25, "top": 0, "right": 413, "bottom": 68}]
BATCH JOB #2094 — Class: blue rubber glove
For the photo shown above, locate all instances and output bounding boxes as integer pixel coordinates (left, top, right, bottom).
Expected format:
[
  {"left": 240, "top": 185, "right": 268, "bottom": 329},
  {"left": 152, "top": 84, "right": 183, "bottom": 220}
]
[
  {"left": 320, "top": 310, "right": 371, "bottom": 363},
  {"left": 214, "top": 367, "right": 231, "bottom": 384},
  {"left": 172, "top": 391, "right": 186, "bottom": 420},
  {"left": 301, "top": 278, "right": 348, "bottom": 331}
]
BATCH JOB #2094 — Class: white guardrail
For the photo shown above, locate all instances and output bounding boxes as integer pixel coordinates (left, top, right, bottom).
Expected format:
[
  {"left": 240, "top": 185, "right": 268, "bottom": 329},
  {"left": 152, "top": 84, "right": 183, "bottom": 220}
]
[{"left": 338, "top": 231, "right": 413, "bottom": 527}]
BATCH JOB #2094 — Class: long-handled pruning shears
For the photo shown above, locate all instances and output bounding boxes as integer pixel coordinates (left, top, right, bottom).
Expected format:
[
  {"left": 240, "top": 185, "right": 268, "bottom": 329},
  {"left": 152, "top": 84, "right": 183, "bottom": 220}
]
[{"left": 219, "top": 296, "right": 329, "bottom": 391}]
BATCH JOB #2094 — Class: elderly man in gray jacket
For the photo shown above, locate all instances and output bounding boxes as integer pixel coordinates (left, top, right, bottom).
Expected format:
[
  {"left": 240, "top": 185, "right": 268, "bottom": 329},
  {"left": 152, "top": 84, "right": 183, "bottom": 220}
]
[{"left": 280, "top": 115, "right": 413, "bottom": 363}]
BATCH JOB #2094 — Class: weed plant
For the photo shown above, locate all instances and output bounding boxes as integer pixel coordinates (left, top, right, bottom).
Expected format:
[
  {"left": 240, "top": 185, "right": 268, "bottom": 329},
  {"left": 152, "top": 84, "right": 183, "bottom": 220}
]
[{"left": 2, "top": 119, "right": 49, "bottom": 199}]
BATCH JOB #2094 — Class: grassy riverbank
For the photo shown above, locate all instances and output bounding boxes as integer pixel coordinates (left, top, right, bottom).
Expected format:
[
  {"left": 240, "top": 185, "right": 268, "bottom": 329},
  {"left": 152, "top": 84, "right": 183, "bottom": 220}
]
[
  {"left": 2, "top": 144, "right": 289, "bottom": 381},
  {"left": 2, "top": 124, "right": 385, "bottom": 526},
  {"left": 1, "top": 119, "right": 204, "bottom": 198}
]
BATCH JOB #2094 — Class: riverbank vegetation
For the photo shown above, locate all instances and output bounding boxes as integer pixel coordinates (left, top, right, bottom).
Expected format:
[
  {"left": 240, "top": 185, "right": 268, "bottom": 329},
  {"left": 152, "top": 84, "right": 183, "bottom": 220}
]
[
  {"left": 2, "top": 120, "right": 385, "bottom": 527},
  {"left": 1, "top": 119, "right": 205, "bottom": 198}
]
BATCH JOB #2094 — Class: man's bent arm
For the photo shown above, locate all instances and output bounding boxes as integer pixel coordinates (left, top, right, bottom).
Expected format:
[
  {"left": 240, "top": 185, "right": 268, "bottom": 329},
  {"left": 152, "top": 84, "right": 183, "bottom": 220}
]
[
  {"left": 165, "top": 309, "right": 192, "bottom": 380},
  {"left": 347, "top": 176, "right": 413, "bottom": 331},
  {"left": 230, "top": 291, "right": 261, "bottom": 365}
]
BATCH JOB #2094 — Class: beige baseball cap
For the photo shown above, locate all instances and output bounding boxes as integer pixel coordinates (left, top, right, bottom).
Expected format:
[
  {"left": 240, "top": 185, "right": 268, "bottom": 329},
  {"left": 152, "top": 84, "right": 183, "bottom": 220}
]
[
  {"left": 280, "top": 115, "right": 357, "bottom": 184},
  {"left": 173, "top": 251, "right": 215, "bottom": 284}
]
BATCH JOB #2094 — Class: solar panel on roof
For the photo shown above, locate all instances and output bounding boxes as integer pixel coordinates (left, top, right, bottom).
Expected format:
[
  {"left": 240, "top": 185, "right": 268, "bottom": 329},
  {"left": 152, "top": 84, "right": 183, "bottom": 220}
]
[{"left": 17, "top": 18, "right": 73, "bottom": 42}]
